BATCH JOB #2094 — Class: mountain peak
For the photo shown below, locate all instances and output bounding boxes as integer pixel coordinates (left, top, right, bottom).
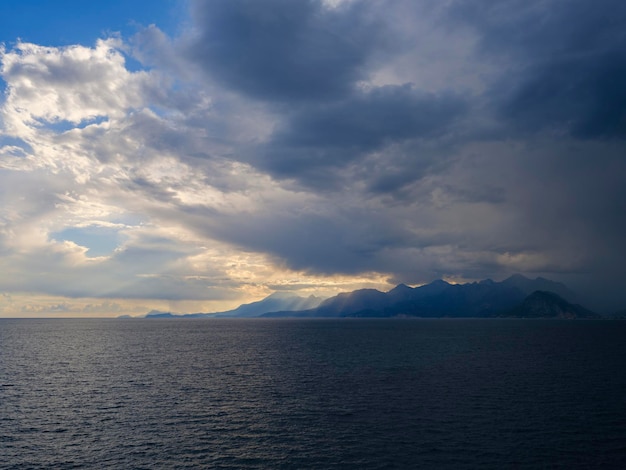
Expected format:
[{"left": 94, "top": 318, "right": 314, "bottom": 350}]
[
  {"left": 507, "top": 290, "right": 598, "bottom": 318},
  {"left": 501, "top": 274, "right": 575, "bottom": 301},
  {"left": 389, "top": 283, "right": 413, "bottom": 292},
  {"left": 266, "top": 291, "right": 299, "bottom": 300}
]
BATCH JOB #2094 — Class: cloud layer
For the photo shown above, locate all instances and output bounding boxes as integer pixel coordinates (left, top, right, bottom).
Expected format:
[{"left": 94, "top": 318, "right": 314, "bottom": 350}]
[{"left": 1, "top": 0, "right": 625, "bottom": 314}]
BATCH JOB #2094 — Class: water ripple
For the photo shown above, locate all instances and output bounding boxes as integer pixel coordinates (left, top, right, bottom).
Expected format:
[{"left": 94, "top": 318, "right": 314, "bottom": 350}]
[{"left": 1, "top": 319, "right": 625, "bottom": 468}]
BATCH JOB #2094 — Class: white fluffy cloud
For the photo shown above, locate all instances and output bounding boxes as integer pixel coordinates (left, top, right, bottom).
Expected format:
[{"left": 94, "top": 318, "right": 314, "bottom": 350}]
[
  {"left": 1, "top": 40, "right": 150, "bottom": 133},
  {"left": 0, "top": 36, "right": 396, "bottom": 316}
]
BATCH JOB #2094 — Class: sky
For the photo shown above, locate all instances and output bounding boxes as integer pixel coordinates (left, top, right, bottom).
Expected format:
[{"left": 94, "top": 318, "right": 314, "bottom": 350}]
[{"left": 0, "top": 0, "right": 625, "bottom": 317}]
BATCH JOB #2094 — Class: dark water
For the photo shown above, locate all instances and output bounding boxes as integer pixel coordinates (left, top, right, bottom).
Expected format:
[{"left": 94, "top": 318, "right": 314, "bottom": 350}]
[{"left": 1, "top": 319, "right": 625, "bottom": 469}]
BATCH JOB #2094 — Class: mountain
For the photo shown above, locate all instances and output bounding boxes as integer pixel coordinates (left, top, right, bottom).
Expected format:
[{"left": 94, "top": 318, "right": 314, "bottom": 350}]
[
  {"left": 262, "top": 274, "right": 595, "bottom": 318},
  {"left": 141, "top": 274, "right": 597, "bottom": 319},
  {"left": 142, "top": 293, "right": 323, "bottom": 319},
  {"left": 145, "top": 310, "right": 179, "bottom": 318},
  {"left": 212, "top": 292, "right": 323, "bottom": 318},
  {"left": 503, "top": 291, "right": 599, "bottom": 318},
  {"left": 307, "top": 288, "right": 389, "bottom": 317},
  {"left": 500, "top": 274, "right": 576, "bottom": 301}
]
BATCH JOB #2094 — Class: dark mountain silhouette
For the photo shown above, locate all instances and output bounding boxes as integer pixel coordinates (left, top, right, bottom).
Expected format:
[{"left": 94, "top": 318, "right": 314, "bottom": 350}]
[
  {"left": 262, "top": 274, "right": 596, "bottom": 318},
  {"left": 500, "top": 273, "right": 576, "bottom": 301},
  {"left": 145, "top": 310, "right": 179, "bottom": 318},
  {"left": 310, "top": 288, "right": 389, "bottom": 317},
  {"left": 502, "top": 291, "right": 599, "bottom": 318},
  {"left": 138, "top": 274, "right": 598, "bottom": 319}
]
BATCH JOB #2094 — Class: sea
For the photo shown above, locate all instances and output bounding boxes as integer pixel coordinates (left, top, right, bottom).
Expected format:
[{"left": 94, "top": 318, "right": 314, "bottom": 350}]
[{"left": 1, "top": 318, "right": 625, "bottom": 469}]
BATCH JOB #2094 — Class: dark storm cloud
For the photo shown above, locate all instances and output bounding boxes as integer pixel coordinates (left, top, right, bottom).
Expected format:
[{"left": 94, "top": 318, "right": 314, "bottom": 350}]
[
  {"left": 193, "top": 1, "right": 626, "bottom": 289},
  {"left": 503, "top": 51, "right": 626, "bottom": 138},
  {"left": 187, "top": 0, "right": 381, "bottom": 101},
  {"left": 191, "top": 207, "right": 414, "bottom": 275},
  {"left": 454, "top": 0, "right": 626, "bottom": 138},
  {"left": 167, "top": 0, "right": 626, "bottom": 310},
  {"left": 447, "top": 0, "right": 626, "bottom": 308},
  {"left": 277, "top": 86, "right": 463, "bottom": 149},
  {"left": 259, "top": 85, "right": 467, "bottom": 183},
  {"left": 185, "top": 0, "right": 469, "bottom": 190}
]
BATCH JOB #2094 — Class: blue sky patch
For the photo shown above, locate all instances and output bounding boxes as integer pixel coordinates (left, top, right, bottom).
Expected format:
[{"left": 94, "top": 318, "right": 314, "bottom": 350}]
[{"left": 53, "top": 226, "right": 124, "bottom": 257}]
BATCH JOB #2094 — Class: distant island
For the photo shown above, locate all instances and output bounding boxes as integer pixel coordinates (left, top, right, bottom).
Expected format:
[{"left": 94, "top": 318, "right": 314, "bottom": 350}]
[{"left": 130, "top": 274, "right": 612, "bottom": 319}]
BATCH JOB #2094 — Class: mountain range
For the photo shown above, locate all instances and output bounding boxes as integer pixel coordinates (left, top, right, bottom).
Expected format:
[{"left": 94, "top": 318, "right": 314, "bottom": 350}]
[
  {"left": 139, "top": 274, "right": 603, "bottom": 319},
  {"left": 262, "top": 274, "right": 598, "bottom": 318}
]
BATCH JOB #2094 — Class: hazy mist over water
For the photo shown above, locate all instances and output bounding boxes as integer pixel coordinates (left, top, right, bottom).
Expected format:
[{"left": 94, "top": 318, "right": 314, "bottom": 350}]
[{"left": 1, "top": 319, "right": 625, "bottom": 468}]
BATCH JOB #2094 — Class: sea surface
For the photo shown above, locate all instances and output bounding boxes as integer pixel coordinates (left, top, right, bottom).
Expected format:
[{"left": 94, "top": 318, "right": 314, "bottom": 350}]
[{"left": 1, "top": 318, "right": 625, "bottom": 469}]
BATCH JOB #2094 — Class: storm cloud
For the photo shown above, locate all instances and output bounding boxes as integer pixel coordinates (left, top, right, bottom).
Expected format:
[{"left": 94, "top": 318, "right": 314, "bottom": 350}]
[
  {"left": 259, "top": 85, "right": 467, "bottom": 184},
  {"left": 459, "top": 0, "right": 626, "bottom": 138},
  {"left": 187, "top": 0, "right": 382, "bottom": 102}
]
